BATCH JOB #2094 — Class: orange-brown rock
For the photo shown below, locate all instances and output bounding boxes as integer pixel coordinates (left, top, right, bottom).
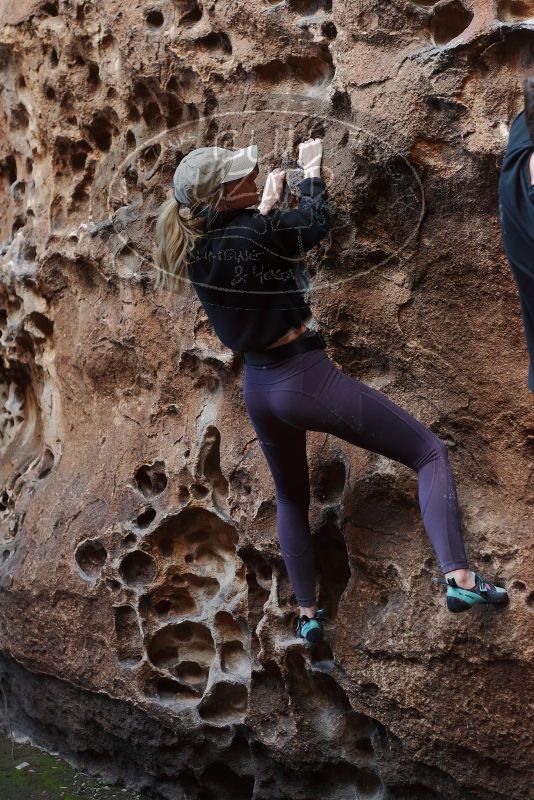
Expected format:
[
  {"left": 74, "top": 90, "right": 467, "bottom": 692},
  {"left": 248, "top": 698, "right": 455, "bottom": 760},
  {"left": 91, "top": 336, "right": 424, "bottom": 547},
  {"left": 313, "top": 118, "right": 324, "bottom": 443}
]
[{"left": 0, "top": 1, "right": 533, "bottom": 799}]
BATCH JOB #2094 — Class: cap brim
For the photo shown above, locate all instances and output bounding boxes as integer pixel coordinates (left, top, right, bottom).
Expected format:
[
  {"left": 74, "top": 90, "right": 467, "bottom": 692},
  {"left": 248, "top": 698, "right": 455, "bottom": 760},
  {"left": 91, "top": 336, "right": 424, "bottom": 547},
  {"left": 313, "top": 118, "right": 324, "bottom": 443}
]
[{"left": 222, "top": 144, "right": 258, "bottom": 182}]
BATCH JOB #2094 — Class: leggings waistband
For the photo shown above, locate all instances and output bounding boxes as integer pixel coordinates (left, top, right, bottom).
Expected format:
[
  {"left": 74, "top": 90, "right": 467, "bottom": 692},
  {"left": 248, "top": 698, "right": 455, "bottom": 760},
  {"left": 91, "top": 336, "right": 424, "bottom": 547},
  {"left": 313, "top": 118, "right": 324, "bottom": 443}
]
[{"left": 243, "top": 329, "right": 327, "bottom": 367}]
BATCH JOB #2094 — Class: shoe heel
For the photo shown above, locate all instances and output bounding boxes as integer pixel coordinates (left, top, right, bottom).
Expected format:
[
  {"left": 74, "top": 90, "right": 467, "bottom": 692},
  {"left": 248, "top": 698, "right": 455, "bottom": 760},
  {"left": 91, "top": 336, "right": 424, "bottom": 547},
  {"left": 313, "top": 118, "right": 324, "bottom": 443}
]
[{"left": 306, "top": 626, "right": 323, "bottom": 643}]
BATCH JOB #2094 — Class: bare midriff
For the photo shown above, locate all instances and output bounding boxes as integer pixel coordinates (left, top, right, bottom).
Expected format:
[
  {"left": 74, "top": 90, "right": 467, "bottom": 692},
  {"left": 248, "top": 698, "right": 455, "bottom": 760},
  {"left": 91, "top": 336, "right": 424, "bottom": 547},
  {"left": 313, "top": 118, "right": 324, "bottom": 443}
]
[{"left": 264, "top": 322, "right": 308, "bottom": 350}]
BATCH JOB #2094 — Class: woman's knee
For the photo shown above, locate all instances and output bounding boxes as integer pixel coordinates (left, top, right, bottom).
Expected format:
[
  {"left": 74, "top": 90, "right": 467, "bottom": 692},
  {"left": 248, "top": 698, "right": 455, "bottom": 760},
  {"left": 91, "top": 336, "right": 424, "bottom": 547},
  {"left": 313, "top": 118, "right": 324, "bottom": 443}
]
[{"left": 415, "top": 432, "right": 450, "bottom": 470}]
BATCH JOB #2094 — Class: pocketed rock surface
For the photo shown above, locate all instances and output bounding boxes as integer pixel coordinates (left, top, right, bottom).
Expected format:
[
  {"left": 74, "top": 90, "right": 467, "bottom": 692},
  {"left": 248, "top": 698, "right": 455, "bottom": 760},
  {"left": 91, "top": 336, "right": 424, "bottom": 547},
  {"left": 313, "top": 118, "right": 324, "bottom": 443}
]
[{"left": 0, "top": 1, "right": 533, "bottom": 799}]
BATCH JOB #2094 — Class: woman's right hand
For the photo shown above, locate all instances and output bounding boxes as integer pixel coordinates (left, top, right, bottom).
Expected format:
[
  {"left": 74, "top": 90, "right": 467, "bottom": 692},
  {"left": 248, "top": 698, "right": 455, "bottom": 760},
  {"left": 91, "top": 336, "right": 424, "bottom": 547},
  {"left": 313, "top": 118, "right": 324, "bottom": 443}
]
[{"left": 298, "top": 137, "right": 323, "bottom": 176}]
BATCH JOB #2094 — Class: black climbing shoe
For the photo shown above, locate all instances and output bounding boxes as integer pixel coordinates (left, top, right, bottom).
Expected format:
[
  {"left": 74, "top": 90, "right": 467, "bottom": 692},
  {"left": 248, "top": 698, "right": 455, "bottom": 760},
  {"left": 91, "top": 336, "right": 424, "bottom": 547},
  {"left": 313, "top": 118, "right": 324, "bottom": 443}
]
[
  {"left": 433, "top": 573, "right": 509, "bottom": 613},
  {"left": 295, "top": 607, "right": 328, "bottom": 643}
]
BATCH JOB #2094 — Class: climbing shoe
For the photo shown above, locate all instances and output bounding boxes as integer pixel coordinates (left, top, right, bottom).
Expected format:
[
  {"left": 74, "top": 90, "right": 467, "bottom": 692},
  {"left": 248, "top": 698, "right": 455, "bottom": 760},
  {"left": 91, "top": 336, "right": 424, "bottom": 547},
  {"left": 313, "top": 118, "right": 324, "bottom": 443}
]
[
  {"left": 433, "top": 573, "right": 509, "bottom": 613},
  {"left": 295, "top": 608, "right": 328, "bottom": 643}
]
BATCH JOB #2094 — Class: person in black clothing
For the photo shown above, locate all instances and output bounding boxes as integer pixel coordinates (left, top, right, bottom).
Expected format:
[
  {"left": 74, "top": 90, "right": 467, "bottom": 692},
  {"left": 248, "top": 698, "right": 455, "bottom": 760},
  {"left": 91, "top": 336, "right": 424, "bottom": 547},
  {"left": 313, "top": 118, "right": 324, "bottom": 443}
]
[
  {"left": 154, "top": 138, "right": 508, "bottom": 644},
  {"left": 499, "top": 76, "right": 534, "bottom": 394}
]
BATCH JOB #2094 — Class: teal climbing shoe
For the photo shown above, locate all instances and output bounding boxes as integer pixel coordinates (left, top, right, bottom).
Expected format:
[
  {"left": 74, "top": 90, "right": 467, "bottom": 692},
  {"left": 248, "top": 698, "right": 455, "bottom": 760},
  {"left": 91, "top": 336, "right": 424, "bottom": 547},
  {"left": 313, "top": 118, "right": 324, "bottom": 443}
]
[
  {"left": 433, "top": 573, "right": 509, "bottom": 613},
  {"left": 295, "top": 607, "right": 328, "bottom": 643}
]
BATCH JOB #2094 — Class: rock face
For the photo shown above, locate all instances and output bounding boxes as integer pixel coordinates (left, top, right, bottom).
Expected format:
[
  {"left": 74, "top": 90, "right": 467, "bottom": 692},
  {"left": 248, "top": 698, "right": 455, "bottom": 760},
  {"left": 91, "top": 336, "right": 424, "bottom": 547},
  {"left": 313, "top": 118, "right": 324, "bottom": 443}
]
[{"left": 0, "top": 1, "right": 533, "bottom": 799}]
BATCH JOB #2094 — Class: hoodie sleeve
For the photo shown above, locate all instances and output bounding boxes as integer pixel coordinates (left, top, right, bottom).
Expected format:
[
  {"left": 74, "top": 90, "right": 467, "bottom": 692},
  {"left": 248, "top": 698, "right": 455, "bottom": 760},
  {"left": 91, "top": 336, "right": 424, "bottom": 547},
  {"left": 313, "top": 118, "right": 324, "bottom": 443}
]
[
  {"left": 251, "top": 177, "right": 331, "bottom": 259},
  {"left": 503, "top": 111, "right": 534, "bottom": 169}
]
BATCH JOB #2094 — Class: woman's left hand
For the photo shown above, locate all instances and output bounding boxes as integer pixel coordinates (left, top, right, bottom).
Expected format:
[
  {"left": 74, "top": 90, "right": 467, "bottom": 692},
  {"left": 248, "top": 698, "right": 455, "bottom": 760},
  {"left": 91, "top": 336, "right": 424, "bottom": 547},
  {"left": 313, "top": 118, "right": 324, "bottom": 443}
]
[{"left": 258, "top": 168, "right": 286, "bottom": 215}]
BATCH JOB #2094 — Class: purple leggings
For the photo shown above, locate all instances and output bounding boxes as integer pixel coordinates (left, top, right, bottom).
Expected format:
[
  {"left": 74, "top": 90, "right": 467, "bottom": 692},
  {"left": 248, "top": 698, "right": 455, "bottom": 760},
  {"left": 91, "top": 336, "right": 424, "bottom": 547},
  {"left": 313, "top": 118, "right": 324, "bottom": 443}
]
[{"left": 243, "top": 341, "right": 469, "bottom": 607}]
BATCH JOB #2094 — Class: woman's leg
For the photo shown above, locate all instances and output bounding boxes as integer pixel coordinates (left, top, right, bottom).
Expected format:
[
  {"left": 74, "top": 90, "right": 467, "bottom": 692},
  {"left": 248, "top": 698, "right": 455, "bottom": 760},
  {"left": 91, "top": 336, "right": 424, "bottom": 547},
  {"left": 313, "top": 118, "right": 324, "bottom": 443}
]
[
  {"left": 243, "top": 389, "right": 317, "bottom": 610},
  {"left": 266, "top": 355, "right": 471, "bottom": 577}
]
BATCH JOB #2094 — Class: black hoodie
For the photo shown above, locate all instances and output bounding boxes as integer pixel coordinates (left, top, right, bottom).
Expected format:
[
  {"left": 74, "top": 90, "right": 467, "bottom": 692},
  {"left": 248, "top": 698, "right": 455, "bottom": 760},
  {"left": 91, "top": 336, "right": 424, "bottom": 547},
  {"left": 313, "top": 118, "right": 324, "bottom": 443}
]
[
  {"left": 498, "top": 110, "right": 534, "bottom": 392},
  {"left": 187, "top": 177, "right": 331, "bottom": 353}
]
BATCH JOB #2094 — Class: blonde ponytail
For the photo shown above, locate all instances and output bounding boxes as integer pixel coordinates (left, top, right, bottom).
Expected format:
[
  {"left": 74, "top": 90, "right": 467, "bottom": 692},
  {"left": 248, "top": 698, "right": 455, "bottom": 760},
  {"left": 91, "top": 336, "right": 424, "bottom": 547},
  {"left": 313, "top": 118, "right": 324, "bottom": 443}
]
[{"left": 153, "top": 184, "right": 225, "bottom": 296}]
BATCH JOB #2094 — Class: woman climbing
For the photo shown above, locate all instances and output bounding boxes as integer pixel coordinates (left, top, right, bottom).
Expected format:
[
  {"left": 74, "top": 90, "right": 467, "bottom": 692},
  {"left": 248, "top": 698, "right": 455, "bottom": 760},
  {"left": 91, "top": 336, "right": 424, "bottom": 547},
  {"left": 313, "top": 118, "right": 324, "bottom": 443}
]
[{"left": 154, "top": 137, "right": 509, "bottom": 644}]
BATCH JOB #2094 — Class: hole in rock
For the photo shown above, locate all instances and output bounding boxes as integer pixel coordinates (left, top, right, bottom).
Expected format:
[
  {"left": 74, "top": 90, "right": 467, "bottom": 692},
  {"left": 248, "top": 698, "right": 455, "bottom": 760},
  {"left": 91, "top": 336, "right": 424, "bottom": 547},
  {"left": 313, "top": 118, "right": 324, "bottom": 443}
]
[
  {"left": 141, "top": 585, "right": 197, "bottom": 618},
  {"left": 185, "top": 529, "right": 210, "bottom": 545},
  {"left": 314, "top": 457, "right": 346, "bottom": 502},
  {"left": 526, "top": 591, "right": 534, "bottom": 610},
  {"left": 136, "top": 506, "right": 156, "bottom": 528},
  {"left": 148, "top": 620, "right": 215, "bottom": 691},
  {"left": 200, "top": 760, "right": 254, "bottom": 800},
  {"left": 146, "top": 8, "right": 164, "bottom": 26},
  {"left": 119, "top": 550, "right": 157, "bottom": 586},
  {"left": 87, "top": 62, "right": 100, "bottom": 88},
  {"left": 253, "top": 52, "right": 334, "bottom": 87},
  {"left": 497, "top": 0, "right": 534, "bottom": 20},
  {"left": 220, "top": 641, "right": 249, "bottom": 676},
  {"left": 170, "top": 571, "right": 220, "bottom": 602},
  {"left": 358, "top": 738, "right": 376, "bottom": 758},
  {"left": 343, "top": 710, "right": 377, "bottom": 763},
  {"left": 355, "top": 768, "right": 385, "bottom": 799},
  {"left": 315, "top": 520, "right": 350, "bottom": 620},
  {"left": 142, "top": 101, "right": 164, "bottom": 129},
  {"left": 198, "top": 681, "right": 248, "bottom": 723},
  {"left": 165, "top": 91, "right": 183, "bottom": 127},
  {"left": 155, "top": 599, "right": 172, "bottom": 615},
  {"left": 158, "top": 537, "right": 174, "bottom": 558},
  {"left": 113, "top": 605, "right": 143, "bottom": 663},
  {"left": 214, "top": 610, "right": 244, "bottom": 642},
  {"left": 2, "top": 549, "right": 10, "bottom": 561},
  {"left": 223, "top": 734, "right": 252, "bottom": 772},
  {"left": 134, "top": 460, "right": 167, "bottom": 497},
  {"left": 196, "top": 425, "right": 229, "bottom": 500},
  {"left": 70, "top": 139, "right": 92, "bottom": 172},
  {"left": 42, "top": 1, "right": 59, "bottom": 15},
  {"left": 139, "top": 143, "right": 161, "bottom": 171},
  {"left": 239, "top": 547, "right": 272, "bottom": 585},
  {"left": 174, "top": 659, "right": 205, "bottom": 684},
  {"left": 132, "top": 79, "right": 153, "bottom": 103},
  {"left": 13, "top": 215, "right": 26, "bottom": 233},
  {"left": 2, "top": 155, "right": 17, "bottom": 185},
  {"left": 156, "top": 677, "right": 199, "bottom": 701},
  {"left": 85, "top": 110, "right": 116, "bottom": 152},
  {"left": 245, "top": 572, "right": 270, "bottom": 634},
  {"left": 321, "top": 20, "right": 337, "bottom": 39},
  {"left": 123, "top": 532, "right": 137, "bottom": 545},
  {"left": 196, "top": 32, "right": 232, "bottom": 56},
  {"left": 191, "top": 482, "right": 210, "bottom": 499},
  {"left": 149, "top": 507, "right": 237, "bottom": 576},
  {"left": 126, "top": 129, "right": 136, "bottom": 148},
  {"left": 27, "top": 311, "right": 54, "bottom": 337},
  {"left": 75, "top": 539, "right": 107, "bottom": 579},
  {"left": 100, "top": 33, "right": 115, "bottom": 49},
  {"left": 172, "top": 0, "right": 202, "bottom": 26},
  {"left": 193, "top": 542, "right": 230, "bottom": 570},
  {"left": 36, "top": 447, "right": 54, "bottom": 479},
  {"left": 10, "top": 102, "right": 30, "bottom": 130},
  {"left": 128, "top": 105, "right": 140, "bottom": 123},
  {"left": 511, "top": 580, "right": 526, "bottom": 591},
  {"left": 430, "top": 0, "right": 473, "bottom": 45}
]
